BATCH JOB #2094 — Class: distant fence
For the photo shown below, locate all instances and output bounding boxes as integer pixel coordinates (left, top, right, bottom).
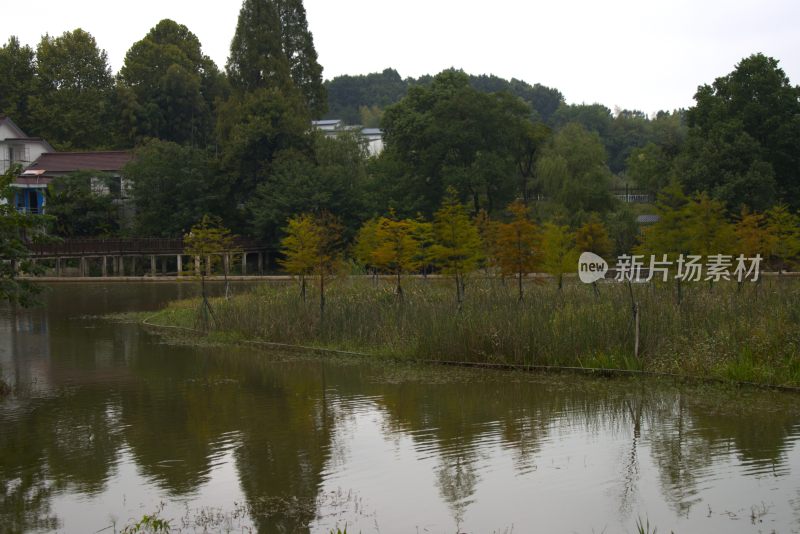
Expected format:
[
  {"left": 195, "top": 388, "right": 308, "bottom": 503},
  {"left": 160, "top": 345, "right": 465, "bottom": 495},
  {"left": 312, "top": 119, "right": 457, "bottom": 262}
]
[
  {"left": 528, "top": 190, "right": 652, "bottom": 204},
  {"left": 29, "top": 237, "right": 270, "bottom": 257},
  {"left": 612, "top": 188, "right": 652, "bottom": 203}
]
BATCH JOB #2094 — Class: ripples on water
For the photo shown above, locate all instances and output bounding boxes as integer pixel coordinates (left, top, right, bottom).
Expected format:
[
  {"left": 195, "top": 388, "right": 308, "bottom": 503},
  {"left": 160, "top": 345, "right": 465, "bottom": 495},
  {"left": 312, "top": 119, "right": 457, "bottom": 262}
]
[{"left": 1, "top": 283, "right": 799, "bottom": 533}]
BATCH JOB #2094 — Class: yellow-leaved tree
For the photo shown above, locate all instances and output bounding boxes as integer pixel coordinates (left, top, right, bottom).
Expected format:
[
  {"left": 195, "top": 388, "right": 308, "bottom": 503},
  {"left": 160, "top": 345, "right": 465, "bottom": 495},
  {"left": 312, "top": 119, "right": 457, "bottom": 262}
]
[
  {"left": 184, "top": 215, "right": 240, "bottom": 331},
  {"left": 280, "top": 213, "right": 319, "bottom": 303},
  {"left": 429, "top": 188, "right": 484, "bottom": 306},
  {"left": 280, "top": 212, "right": 343, "bottom": 317},
  {"left": 684, "top": 192, "right": 736, "bottom": 258},
  {"left": 735, "top": 208, "right": 775, "bottom": 260},
  {"left": 575, "top": 214, "right": 612, "bottom": 295},
  {"left": 353, "top": 217, "right": 380, "bottom": 280},
  {"left": 765, "top": 205, "right": 800, "bottom": 274},
  {"left": 540, "top": 222, "right": 578, "bottom": 290},
  {"left": 574, "top": 214, "right": 612, "bottom": 258},
  {"left": 493, "top": 200, "right": 540, "bottom": 302},
  {"left": 634, "top": 180, "right": 693, "bottom": 302},
  {"left": 412, "top": 215, "right": 435, "bottom": 277},
  {"left": 635, "top": 180, "right": 692, "bottom": 262},
  {"left": 371, "top": 211, "right": 423, "bottom": 297}
]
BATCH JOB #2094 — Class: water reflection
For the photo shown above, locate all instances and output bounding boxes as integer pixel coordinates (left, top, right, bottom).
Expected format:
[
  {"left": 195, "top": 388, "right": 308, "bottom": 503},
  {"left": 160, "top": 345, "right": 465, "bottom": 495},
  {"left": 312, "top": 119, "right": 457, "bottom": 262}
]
[{"left": 0, "top": 284, "right": 799, "bottom": 533}]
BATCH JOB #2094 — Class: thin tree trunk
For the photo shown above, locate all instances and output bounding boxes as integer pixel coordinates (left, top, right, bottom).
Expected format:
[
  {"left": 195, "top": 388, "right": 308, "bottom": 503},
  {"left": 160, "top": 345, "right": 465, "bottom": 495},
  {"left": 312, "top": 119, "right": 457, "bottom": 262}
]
[
  {"left": 627, "top": 280, "right": 640, "bottom": 360},
  {"left": 319, "top": 272, "right": 325, "bottom": 320},
  {"left": 455, "top": 272, "right": 463, "bottom": 308},
  {"left": 224, "top": 253, "right": 230, "bottom": 299},
  {"left": 518, "top": 271, "right": 524, "bottom": 302},
  {"left": 634, "top": 303, "right": 640, "bottom": 360}
]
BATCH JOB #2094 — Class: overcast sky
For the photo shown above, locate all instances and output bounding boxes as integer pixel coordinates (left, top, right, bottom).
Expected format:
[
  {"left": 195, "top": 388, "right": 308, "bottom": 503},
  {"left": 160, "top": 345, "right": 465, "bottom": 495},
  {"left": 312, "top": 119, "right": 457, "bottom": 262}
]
[{"left": 4, "top": 0, "right": 799, "bottom": 115}]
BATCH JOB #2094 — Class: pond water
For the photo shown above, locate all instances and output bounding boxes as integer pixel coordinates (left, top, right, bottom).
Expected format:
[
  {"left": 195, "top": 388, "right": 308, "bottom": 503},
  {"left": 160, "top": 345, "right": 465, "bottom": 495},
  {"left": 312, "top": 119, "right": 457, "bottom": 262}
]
[{"left": 1, "top": 283, "right": 800, "bottom": 533}]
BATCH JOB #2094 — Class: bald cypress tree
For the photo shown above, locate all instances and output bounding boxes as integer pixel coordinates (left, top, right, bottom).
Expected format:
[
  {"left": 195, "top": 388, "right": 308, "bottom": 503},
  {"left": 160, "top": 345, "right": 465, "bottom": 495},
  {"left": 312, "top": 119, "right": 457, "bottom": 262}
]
[{"left": 227, "top": 0, "right": 326, "bottom": 116}]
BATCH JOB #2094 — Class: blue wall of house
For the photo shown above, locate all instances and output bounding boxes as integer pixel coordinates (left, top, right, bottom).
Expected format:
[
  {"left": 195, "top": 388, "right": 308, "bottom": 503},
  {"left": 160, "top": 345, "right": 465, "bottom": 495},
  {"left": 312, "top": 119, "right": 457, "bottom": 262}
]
[{"left": 14, "top": 188, "right": 44, "bottom": 214}]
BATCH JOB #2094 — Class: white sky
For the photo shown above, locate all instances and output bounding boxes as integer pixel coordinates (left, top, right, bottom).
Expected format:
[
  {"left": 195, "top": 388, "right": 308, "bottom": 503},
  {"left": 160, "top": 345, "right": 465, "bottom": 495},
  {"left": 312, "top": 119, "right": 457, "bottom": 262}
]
[{"left": 4, "top": 0, "right": 799, "bottom": 115}]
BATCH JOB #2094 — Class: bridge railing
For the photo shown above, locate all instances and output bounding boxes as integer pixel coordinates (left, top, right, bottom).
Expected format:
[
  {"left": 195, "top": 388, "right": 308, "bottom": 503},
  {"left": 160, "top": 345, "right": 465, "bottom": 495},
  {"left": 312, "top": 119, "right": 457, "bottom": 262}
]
[{"left": 28, "top": 237, "right": 269, "bottom": 257}]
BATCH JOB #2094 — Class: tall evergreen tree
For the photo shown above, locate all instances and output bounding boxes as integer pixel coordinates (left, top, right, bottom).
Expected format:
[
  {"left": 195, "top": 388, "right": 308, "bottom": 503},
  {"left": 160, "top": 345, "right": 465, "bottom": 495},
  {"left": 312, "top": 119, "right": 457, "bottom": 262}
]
[
  {"left": 277, "top": 0, "right": 326, "bottom": 116},
  {"left": 0, "top": 37, "right": 36, "bottom": 131},
  {"left": 227, "top": 0, "right": 326, "bottom": 116}
]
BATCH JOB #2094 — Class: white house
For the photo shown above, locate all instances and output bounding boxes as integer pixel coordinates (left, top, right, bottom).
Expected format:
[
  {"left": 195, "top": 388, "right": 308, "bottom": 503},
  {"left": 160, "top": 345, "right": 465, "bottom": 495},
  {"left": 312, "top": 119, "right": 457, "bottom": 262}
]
[
  {"left": 0, "top": 116, "right": 54, "bottom": 213},
  {"left": 311, "top": 119, "right": 384, "bottom": 156},
  {"left": 0, "top": 116, "right": 54, "bottom": 175},
  {"left": 360, "top": 128, "right": 384, "bottom": 157}
]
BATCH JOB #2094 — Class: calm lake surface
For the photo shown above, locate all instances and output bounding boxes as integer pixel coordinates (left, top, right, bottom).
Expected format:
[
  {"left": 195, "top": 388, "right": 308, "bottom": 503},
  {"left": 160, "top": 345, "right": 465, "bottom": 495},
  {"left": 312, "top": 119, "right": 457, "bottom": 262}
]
[{"left": 1, "top": 283, "right": 800, "bottom": 533}]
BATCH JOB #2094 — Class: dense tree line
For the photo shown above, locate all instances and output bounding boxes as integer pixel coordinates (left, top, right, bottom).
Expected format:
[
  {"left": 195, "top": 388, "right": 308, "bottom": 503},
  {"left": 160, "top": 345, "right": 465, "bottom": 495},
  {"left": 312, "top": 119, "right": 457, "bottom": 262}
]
[
  {"left": 1, "top": 0, "right": 798, "bottom": 272},
  {"left": 324, "top": 68, "right": 564, "bottom": 126},
  {"left": 278, "top": 179, "right": 796, "bottom": 314}
]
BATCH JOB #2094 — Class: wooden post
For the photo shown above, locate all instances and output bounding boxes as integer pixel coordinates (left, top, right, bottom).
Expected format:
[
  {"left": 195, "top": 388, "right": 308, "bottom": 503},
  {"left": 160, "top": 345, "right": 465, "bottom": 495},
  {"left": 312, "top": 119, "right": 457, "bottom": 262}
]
[
  {"left": 634, "top": 303, "right": 640, "bottom": 360},
  {"left": 56, "top": 258, "right": 61, "bottom": 277},
  {"left": 206, "top": 256, "right": 212, "bottom": 276},
  {"left": 102, "top": 256, "right": 108, "bottom": 277},
  {"left": 177, "top": 255, "right": 183, "bottom": 277},
  {"left": 194, "top": 256, "right": 200, "bottom": 276},
  {"left": 150, "top": 255, "right": 157, "bottom": 277},
  {"left": 79, "top": 257, "right": 87, "bottom": 277},
  {"left": 257, "top": 252, "right": 264, "bottom": 275},
  {"left": 119, "top": 256, "right": 125, "bottom": 277},
  {"left": 242, "top": 252, "right": 247, "bottom": 276},
  {"left": 131, "top": 256, "right": 137, "bottom": 276}
]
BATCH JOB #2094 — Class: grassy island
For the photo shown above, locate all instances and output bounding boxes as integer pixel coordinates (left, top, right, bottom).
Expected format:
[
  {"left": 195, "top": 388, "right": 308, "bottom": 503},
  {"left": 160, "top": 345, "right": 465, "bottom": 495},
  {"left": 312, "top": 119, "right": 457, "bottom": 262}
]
[{"left": 144, "top": 276, "right": 800, "bottom": 388}]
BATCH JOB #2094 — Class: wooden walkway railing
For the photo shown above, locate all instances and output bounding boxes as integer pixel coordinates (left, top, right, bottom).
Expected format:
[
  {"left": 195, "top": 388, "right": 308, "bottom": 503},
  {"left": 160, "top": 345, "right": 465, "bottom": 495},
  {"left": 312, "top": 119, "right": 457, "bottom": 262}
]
[
  {"left": 28, "top": 237, "right": 269, "bottom": 257},
  {"left": 25, "top": 237, "right": 273, "bottom": 278}
]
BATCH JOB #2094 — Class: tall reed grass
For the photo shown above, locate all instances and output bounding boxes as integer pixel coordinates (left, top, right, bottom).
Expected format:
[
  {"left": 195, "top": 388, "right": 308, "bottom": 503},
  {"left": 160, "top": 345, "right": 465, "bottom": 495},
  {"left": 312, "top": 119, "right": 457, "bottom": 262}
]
[{"left": 154, "top": 276, "right": 800, "bottom": 386}]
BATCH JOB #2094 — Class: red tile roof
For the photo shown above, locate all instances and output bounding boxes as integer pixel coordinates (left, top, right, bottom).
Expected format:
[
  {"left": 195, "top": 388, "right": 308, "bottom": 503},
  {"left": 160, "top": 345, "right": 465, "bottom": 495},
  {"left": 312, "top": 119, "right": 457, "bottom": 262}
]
[{"left": 25, "top": 151, "right": 133, "bottom": 173}]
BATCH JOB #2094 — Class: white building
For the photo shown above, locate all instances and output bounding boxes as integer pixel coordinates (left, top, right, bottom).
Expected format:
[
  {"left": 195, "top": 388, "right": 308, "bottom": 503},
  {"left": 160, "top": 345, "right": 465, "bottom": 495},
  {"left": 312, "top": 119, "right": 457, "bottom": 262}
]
[
  {"left": 0, "top": 116, "right": 54, "bottom": 175},
  {"left": 311, "top": 119, "right": 384, "bottom": 156},
  {"left": 0, "top": 116, "right": 54, "bottom": 213}
]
